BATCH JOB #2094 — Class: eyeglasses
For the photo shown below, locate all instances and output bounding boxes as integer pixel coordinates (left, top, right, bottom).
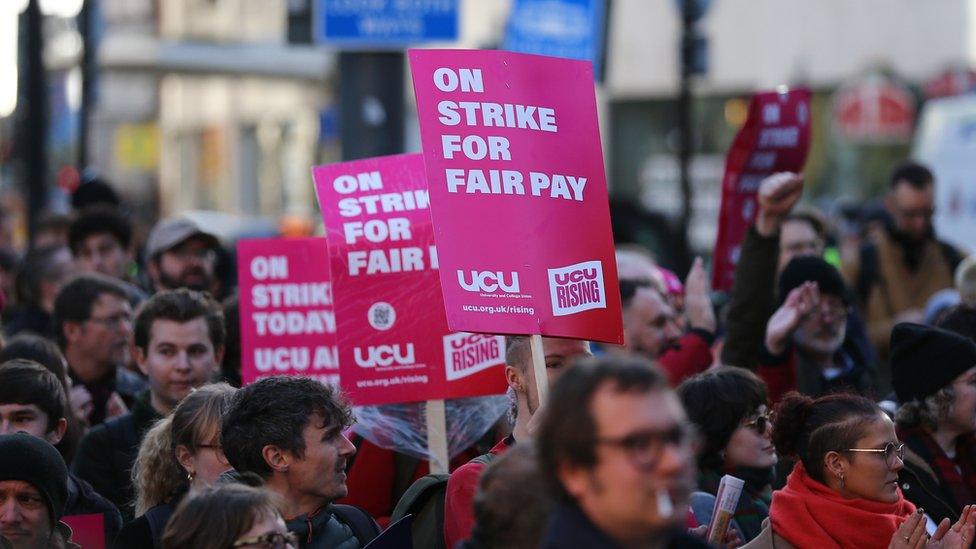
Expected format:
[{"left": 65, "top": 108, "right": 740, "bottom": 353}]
[
  {"left": 87, "top": 312, "right": 133, "bottom": 327},
  {"left": 232, "top": 531, "right": 297, "bottom": 549},
  {"left": 743, "top": 411, "right": 773, "bottom": 435},
  {"left": 842, "top": 442, "right": 905, "bottom": 469},
  {"left": 597, "top": 423, "right": 700, "bottom": 470}
]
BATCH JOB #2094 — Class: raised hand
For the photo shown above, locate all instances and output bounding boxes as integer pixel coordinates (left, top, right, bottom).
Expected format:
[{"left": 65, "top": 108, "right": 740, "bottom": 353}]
[
  {"left": 927, "top": 504, "right": 976, "bottom": 548},
  {"left": 756, "top": 172, "right": 805, "bottom": 237},
  {"left": 684, "top": 257, "right": 716, "bottom": 333},
  {"left": 889, "top": 509, "right": 927, "bottom": 549},
  {"left": 765, "top": 281, "right": 819, "bottom": 355}
]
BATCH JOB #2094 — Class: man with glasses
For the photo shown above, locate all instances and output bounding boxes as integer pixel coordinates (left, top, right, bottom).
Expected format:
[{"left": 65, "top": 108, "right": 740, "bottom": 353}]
[
  {"left": 73, "top": 289, "right": 224, "bottom": 520},
  {"left": 760, "top": 256, "right": 878, "bottom": 402},
  {"left": 844, "top": 161, "right": 964, "bottom": 359},
  {"left": 53, "top": 274, "right": 145, "bottom": 427},
  {"left": 537, "top": 355, "right": 710, "bottom": 549},
  {"left": 145, "top": 216, "right": 221, "bottom": 295}
]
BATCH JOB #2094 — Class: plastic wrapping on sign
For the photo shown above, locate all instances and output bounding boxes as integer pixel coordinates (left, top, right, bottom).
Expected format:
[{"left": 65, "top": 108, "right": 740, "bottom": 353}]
[{"left": 351, "top": 394, "right": 510, "bottom": 461}]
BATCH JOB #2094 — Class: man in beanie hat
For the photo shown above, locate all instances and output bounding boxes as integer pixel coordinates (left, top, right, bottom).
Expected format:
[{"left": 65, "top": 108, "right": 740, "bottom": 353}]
[
  {"left": 892, "top": 322, "right": 976, "bottom": 525},
  {"left": 757, "top": 256, "right": 878, "bottom": 402},
  {"left": 144, "top": 216, "right": 220, "bottom": 295},
  {"left": 0, "top": 433, "right": 72, "bottom": 548}
]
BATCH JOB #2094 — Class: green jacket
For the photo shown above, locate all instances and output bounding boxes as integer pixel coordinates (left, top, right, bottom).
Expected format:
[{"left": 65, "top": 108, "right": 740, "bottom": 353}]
[
  {"left": 286, "top": 505, "right": 362, "bottom": 549},
  {"left": 721, "top": 226, "right": 779, "bottom": 370}
]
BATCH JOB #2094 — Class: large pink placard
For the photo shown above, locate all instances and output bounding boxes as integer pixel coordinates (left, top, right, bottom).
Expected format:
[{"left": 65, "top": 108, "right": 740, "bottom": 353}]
[
  {"left": 237, "top": 237, "right": 339, "bottom": 386},
  {"left": 313, "top": 153, "right": 507, "bottom": 406},
  {"left": 408, "top": 49, "right": 623, "bottom": 344},
  {"left": 712, "top": 89, "right": 812, "bottom": 292}
]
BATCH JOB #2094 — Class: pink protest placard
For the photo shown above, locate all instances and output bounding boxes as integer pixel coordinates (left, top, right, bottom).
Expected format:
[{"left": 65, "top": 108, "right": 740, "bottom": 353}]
[
  {"left": 313, "top": 153, "right": 508, "bottom": 406},
  {"left": 408, "top": 49, "right": 623, "bottom": 344},
  {"left": 712, "top": 89, "right": 812, "bottom": 292},
  {"left": 62, "top": 513, "right": 105, "bottom": 549},
  {"left": 237, "top": 237, "right": 339, "bottom": 386}
]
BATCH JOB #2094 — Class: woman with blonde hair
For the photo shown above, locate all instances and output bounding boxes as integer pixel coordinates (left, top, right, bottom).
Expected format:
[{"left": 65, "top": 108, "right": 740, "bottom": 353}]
[{"left": 114, "top": 383, "right": 236, "bottom": 548}]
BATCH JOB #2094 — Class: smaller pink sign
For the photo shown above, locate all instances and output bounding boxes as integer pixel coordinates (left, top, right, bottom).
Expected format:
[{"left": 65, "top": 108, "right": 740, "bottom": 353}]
[
  {"left": 314, "top": 153, "right": 507, "bottom": 406},
  {"left": 237, "top": 237, "right": 339, "bottom": 386},
  {"left": 62, "top": 513, "right": 105, "bottom": 549},
  {"left": 712, "top": 89, "right": 812, "bottom": 292}
]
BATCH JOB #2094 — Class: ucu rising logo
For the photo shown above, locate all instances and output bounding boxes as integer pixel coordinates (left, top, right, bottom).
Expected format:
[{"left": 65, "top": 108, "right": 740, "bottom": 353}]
[
  {"left": 547, "top": 260, "right": 606, "bottom": 316},
  {"left": 353, "top": 344, "right": 415, "bottom": 368},
  {"left": 456, "top": 270, "right": 520, "bottom": 293}
]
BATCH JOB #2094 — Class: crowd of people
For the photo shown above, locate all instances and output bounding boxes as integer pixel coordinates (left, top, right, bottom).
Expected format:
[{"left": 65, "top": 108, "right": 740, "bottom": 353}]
[{"left": 1, "top": 160, "right": 975, "bottom": 549}]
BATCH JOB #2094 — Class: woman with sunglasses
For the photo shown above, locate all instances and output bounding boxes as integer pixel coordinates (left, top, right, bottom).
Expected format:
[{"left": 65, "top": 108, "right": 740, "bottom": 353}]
[
  {"left": 162, "top": 483, "right": 296, "bottom": 549},
  {"left": 743, "top": 391, "right": 976, "bottom": 548},
  {"left": 679, "top": 367, "right": 777, "bottom": 542},
  {"left": 115, "top": 383, "right": 237, "bottom": 548},
  {"left": 891, "top": 321, "right": 976, "bottom": 526}
]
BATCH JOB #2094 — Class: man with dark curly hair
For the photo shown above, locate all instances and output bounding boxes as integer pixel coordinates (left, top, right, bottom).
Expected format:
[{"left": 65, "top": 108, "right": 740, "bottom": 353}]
[{"left": 222, "top": 375, "right": 376, "bottom": 548}]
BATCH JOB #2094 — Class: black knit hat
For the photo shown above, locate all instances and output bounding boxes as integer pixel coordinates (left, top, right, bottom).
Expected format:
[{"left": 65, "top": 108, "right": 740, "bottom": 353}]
[
  {"left": 0, "top": 433, "right": 69, "bottom": 524},
  {"left": 778, "top": 256, "right": 850, "bottom": 304},
  {"left": 890, "top": 322, "right": 976, "bottom": 403}
]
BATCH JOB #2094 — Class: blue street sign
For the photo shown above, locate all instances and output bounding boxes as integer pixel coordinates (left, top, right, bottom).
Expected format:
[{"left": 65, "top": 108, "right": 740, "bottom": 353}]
[
  {"left": 503, "top": 0, "right": 606, "bottom": 79},
  {"left": 316, "top": 0, "right": 459, "bottom": 46}
]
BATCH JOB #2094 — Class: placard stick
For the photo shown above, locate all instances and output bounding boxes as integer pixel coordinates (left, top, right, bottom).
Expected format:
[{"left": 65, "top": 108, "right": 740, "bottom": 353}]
[
  {"left": 426, "top": 399, "right": 449, "bottom": 474},
  {"left": 530, "top": 334, "right": 549, "bottom": 407}
]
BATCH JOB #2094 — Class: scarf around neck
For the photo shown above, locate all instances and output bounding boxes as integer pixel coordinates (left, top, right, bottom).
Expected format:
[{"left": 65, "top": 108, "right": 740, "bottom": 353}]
[
  {"left": 770, "top": 462, "right": 916, "bottom": 549},
  {"left": 899, "top": 425, "right": 976, "bottom": 510}
]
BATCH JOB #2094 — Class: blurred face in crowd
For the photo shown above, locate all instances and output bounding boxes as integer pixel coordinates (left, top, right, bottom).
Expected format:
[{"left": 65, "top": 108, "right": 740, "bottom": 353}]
[
  {"left": 792, "top": 294, "right": 848, "bottom": 358},
  {"left": 0, "top": 480, "right": 52, "bottom": 549},
  {"left": 76, "top": 233, "right": 129, "bottom": 280},
  {"left": 832, "top": 414, "right": 904, "bottom": 503},
  {"left": 0, "top": 404, "right": 66, "bottom": 446},
  {"left": 65, "top": 292, "right": 133, "bottom": 371},
  {"left": 234, "top": 508, "right": 291, "bottom": 549},
  {"left": 152, "top": 237, "right": 216, "bottom": 292},
  {"left": 507, "top": 338, "right": 591, "bottom": 417},
  {"left": 622, "top": 288, "right": 682, "bottom": 359},
  {"left": 283, "top": 414, "right": 356, "bottom": 506},
  {"left": 778, "top": 219, "right": 823, "bottom": 273},
  {"left": 724, "top": 405, "right": 777, "bottom": 470},
  {"left": 886, "top": 181, "right": 935, "bottom": 243},
  {"left": 136, "top": 317, "right": 221, "bottom": 414},
  {"left": 560, "top": 386, "right": 696, "bottom": 544},
  {"left": 943, "top": 366, "right": 976, "bottom": 436}
]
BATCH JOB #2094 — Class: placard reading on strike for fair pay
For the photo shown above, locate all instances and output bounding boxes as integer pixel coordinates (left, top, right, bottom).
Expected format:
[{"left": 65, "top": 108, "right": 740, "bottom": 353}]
[
  {"left": 237, "top": 237, "right": 339, "bottom": 386},
  {"left": 408, "top": 49, "right": 623, "bottom": 344},
  {"left": 712, "top": 88, "right": 812, "bottom": 292},
  {"left": 313, "top": 153, "right": 507, "bottom": 406}
]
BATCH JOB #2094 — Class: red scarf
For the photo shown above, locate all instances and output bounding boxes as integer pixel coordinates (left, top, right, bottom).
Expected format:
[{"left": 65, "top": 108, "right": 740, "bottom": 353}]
[{"left": 770, "top": 462, "right": 917, "bottom": 549}]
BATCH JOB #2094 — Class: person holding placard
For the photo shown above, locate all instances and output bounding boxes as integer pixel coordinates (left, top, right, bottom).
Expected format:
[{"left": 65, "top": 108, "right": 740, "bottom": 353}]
[{"left": 443, "top": 336, "right": 590, "bottom": 548}]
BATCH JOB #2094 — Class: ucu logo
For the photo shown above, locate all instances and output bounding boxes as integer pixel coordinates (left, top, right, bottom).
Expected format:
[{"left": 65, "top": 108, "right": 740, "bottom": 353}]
[
  {"left": 353, "top": 344, "right": 415, "bottom": 368},
  {"left": 456, "top": 270, "right": 520, "bottom": 293},
  {"left": 552, "top": 268, "right": 598, "bottom": 285},
  {"left": 547, "top": 260, "right": 607, "bottom": 317}
]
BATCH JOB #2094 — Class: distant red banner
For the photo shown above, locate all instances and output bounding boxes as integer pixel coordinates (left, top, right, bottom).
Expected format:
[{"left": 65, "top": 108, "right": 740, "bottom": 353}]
[
  {"left": 313, "top": 153, "right": 507, "bottom": 406},
  {"left": 713, "top": 89, "right": 812, "bottom": 292},
  {"left": 237, "top": 237, "right": 339, "bottom": 386}
]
